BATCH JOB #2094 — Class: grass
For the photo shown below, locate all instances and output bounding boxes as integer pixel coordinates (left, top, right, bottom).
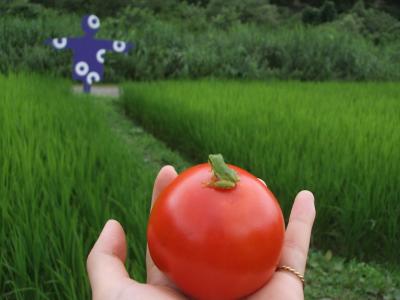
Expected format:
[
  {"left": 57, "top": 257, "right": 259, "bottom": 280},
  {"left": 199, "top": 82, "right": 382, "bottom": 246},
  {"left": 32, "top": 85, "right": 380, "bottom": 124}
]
[
  {"left": 305, "top": 250, "right": 400, "bottom": 299},
  {"left": 122, "top": 80, "right": 400, "bottom": 265},
  {"left": 0, "top": 73, "right": 157, "bottom": 299},
  {"left": 1, "top": 74, "right": 399, "bottom": 299}
]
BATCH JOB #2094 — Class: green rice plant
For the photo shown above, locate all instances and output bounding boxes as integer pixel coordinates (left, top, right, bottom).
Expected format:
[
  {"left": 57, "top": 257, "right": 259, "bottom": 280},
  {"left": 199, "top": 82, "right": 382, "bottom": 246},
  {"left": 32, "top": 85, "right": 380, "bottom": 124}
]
[
  {"left": 0, "top": 74, "right": 154, "bottom": 299},
  {"left": 122, "top": 80, "right": 400, "bottom": 265},
  {"left": 1, "top": 74, "right": 399, "bottom": 299}
]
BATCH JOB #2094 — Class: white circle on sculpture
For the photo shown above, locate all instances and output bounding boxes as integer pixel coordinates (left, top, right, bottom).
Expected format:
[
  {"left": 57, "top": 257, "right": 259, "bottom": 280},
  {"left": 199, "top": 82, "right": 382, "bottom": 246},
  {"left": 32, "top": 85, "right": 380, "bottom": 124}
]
[
  {"left": 75, "top": 61, "right": 89, "bottom": 76},
  {"left": 96, "top": 49, "right": 106, "bottom": 64},
  {"left": 88, "top": 15, "right": 100, "bottom": 29},
  {"left": 53, "top": 38, "right": 67, "bottom": 49},
  {"left": 86, "top": 72, "right": 100, "bottom": 85},
  {"left": 113, "top": 41, "right": 126, "bottom": 52}
]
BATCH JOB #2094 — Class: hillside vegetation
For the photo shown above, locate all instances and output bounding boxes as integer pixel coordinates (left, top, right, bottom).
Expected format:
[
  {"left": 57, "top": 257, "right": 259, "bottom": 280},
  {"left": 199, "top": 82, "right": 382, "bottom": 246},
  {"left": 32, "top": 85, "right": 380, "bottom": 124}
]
[{"left": 1, "top": 0, "right": 400, "bottom": 81}]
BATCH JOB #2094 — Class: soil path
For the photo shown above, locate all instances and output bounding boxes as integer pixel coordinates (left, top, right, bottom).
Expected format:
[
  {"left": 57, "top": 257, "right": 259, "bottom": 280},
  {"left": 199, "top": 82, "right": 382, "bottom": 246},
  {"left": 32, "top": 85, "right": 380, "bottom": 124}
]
[{"left": 72, "top": 85, "right": 120, "bottom": 98}]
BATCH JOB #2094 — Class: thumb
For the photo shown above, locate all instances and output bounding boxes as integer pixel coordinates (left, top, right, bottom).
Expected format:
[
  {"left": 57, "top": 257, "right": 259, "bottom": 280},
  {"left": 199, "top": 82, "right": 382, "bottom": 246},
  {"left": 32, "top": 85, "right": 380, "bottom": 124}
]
[{"left": 87, "top": 220, "right": 131, "bottom": 297}]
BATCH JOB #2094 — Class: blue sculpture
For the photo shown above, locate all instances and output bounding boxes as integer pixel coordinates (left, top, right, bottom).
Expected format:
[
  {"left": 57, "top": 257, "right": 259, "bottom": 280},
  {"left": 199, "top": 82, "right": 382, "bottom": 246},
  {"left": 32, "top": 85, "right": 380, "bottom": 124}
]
[{"left": 46, "top": 15, "right": 134, "bottom": 93}]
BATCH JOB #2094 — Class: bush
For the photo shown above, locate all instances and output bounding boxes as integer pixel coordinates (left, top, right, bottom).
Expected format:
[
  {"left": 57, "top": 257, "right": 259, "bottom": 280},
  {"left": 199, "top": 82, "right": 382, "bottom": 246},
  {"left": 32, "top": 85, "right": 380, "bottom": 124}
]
[
  {"left": 1, "top": 2, "right": 45, "bottom": 18},
  {"left": 30, "top": 0, "right": 130, "bottom": 17},
  {"left": 361, "top": 8, "right": 400, "bottom": 44},
  {"left": 320, "top": 0, "right": 337, "bottom": 23},
  {"left": 333, "top": 13, "right": 363, "bottom": 34},
  {"left": 1, "top": 7, "right": 400, "bottom": 81},
  {"left": 237, "top": 0, "right": 280, "bottom": 26},
  {"left": 351, "top": 0, "right": 366, "bottom": 17},
  {"left": 302, "top": 1, "right": 337, "bottom": 25},
  {"left": 173, "top": 3, "right": 208, "bottom": 31},
  {"left": 302, "top": 6, "right": 321, "bottom": 24},
  {"left": 206, "top": 0, "right": 281, "bottom": 26},
  {"left": 0, "top": 12, "right": 78, "bottom": 75}
]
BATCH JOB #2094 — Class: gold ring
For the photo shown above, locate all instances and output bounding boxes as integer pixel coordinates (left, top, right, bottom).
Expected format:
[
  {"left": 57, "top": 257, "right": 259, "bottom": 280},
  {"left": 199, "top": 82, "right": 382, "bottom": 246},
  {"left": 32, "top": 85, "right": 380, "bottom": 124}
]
[{"left": 276, "top": 265, "right": 305, "bottom": 287}]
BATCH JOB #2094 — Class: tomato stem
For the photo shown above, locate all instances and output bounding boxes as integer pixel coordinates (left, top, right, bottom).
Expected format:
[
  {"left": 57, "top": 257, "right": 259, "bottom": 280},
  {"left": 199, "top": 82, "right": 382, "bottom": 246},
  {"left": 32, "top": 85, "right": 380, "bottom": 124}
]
[{"left": 208, "top": 154, "right": 240, "bottom": 189}]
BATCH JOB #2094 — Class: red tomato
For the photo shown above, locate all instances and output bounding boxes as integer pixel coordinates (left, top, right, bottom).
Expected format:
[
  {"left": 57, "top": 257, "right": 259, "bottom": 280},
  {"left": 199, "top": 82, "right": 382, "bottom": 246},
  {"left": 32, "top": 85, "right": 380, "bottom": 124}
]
[{"left": 147, "top": 155, "right": 285, "bottom": 300}]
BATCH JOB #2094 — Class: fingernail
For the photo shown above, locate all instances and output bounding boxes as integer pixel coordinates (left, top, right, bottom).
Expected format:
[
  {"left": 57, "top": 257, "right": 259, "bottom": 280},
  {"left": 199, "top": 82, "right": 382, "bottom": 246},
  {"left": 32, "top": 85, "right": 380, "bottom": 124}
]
[
  {"left": 299, "top": 190, "right": 314, "bottom": 202},
  {"left": 257, "top": 178, "right": 267, "bottom": 187}
]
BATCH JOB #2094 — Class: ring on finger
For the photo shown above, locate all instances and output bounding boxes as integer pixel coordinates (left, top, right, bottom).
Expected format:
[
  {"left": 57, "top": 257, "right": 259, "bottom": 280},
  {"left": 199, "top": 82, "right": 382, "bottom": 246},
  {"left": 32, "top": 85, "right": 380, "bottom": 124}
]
[{"left": 276, "top": 265, "right": 305, "bottom": 287}]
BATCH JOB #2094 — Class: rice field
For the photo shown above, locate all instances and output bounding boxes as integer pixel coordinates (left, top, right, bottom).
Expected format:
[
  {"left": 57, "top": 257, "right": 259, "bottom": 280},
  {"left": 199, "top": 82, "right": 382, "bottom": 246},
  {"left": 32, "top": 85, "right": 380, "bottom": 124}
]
[
  {"left": 1, "top": 74, "right": 400, "bottom": 299},
  {"left": 0, "top": 74, "right": 154, "bottom": 299},
  {"left": 122, "top": 80, "right": 400, "bottom": 264}
]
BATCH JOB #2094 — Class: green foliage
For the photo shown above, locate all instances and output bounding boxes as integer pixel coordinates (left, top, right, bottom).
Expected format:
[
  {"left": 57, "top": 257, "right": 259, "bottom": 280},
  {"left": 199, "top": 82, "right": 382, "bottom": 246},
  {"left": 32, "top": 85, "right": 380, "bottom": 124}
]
[
  {"left": 334, "top": 1, "right": 400, "bottom": 45},
  {"left": 0, "top": 2, "right": 44, "bottom": 18},
  {"left": 211, "top": 6, "right": 240, "bottom": 30},
  {"left": 361, "top": 8, "right": 400, "bottom": 44},
  {"left": 206, "top": 0, "right": 280, "bottom": 26},
  {"left": 302, "top": 1, "right": 337, "bottom": 25},
  {"left": 334, "top": 13, "right": 363, "bottom": 33},
  {"left": 0, "top": 74, "right": 149, "bottom": 298},
  {"left": 352, "top": 0, "right": 366, "bottom": 16},
  {"left": 239, "top": 0, "right": 280, "bottom": 26},
  {"left": 122, "top": 81, "right": 400, "bottom": 265},
  {"left": 1, "top": 3, "right": 400, "bottom": 81},
  {"left": 319, "top": 0, "right": 337, "bottom": 23},
  {"left": 302, "top": 6, "right": 321, "bottom": 25},
  {"left": 18, "top": 0, "right": 400, "bottom": 19},
  {"left": 128, "top": 0, "right": 178, "bottom": 14},
  {"left": 29, "top": 0, "right": 130, "bottom": 17},
  {"left": 0, "top": 13, "right": 79, "bottom": 76},
  {"left": 206, "top": 0, "right": 240, "bottom": 29},
  {"left": 173, "top": 3, "right": 208, "bottom": 31}
]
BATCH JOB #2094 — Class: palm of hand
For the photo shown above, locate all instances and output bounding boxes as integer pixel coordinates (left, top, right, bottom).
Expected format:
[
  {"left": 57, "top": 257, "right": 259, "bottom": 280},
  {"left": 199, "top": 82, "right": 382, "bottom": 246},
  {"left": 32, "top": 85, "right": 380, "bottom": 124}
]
[{"left": 87, "top": 166, "right": 315, "bottom": 300}]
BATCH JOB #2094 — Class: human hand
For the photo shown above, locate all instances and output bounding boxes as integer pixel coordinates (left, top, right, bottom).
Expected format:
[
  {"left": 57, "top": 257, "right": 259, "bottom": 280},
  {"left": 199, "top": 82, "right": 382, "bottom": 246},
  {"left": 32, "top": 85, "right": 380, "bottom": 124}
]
[{"left": 87, "top": 166, "right": 316, "bottom": 300}]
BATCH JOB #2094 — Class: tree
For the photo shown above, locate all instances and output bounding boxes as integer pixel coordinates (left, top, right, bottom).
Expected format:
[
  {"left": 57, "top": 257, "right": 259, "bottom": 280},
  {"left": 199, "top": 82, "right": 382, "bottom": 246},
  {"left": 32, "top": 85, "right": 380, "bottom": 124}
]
[
  {"left": 302, "top": 6, "right": 320, "bottom": 24},
  {"left": 320, "top": 0, "right": 337, "bottom": 22}
]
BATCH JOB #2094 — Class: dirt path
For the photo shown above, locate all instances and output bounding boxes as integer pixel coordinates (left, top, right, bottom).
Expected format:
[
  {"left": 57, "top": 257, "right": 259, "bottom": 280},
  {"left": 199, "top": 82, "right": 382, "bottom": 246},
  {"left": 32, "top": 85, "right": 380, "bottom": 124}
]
[
  {"left": 81, "top": 85, "right": 189, "bottom": 173},
  {"left": 72, "top": 85, "right": 120, "bottom": 98}
]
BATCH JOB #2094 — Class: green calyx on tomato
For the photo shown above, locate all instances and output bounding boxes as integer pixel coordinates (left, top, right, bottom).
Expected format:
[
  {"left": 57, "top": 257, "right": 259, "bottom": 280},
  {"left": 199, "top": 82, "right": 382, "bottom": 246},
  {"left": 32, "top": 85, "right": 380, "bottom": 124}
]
[{"left": 208, "top": 154, "right": 240, "bottom": 189}]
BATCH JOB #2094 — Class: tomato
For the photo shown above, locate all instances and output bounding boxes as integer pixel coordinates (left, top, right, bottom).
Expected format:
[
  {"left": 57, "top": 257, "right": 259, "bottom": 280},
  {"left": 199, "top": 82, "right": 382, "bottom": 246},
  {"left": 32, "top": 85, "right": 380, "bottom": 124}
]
[{"left": 147, "top": 155, "right": 285, "bottom": 300}]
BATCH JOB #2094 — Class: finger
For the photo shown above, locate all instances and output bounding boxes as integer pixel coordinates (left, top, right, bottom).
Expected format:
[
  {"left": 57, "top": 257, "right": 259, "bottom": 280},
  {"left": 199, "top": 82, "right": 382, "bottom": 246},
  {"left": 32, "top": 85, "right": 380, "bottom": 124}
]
[
  {"left": 231, "top": 191, "right": 315, "bottom": 300},
  {"left": 279, "top": 191, "right": 316, "bottom": 275},
  {"left": 151, "top": 165, "right": 178, "bottom": 210},
  {"left": 147, "top": 166, "right": 178, "bottom": 287},
  {"left": 87, "top": 220, "right": 131, "bottom": 297}
]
